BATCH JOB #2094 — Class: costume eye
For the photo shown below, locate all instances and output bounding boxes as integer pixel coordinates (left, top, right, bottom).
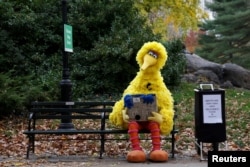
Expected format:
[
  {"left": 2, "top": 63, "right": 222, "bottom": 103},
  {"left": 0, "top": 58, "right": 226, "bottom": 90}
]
[{"left": 148, "top": 51, "right": 158, "bottom": 59}]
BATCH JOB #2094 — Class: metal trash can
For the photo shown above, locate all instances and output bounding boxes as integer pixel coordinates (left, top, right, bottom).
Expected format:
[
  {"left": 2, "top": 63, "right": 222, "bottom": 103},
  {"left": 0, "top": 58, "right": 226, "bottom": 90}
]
[{"left": 194, "top": 84, "right": 227, "bottom": 160}]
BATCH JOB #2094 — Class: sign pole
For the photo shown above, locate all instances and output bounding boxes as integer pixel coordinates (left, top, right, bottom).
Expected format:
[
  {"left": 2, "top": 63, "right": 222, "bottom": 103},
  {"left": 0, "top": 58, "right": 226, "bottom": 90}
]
[{"left": 58, "top": 0, "right": 74, "bottom": 130}]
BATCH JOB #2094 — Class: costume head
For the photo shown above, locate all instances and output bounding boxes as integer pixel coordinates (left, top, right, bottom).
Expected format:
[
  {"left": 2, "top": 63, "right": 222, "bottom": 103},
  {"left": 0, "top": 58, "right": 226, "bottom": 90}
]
[{"left": 136, "top": 41, "right": 167, "bottom": 72}]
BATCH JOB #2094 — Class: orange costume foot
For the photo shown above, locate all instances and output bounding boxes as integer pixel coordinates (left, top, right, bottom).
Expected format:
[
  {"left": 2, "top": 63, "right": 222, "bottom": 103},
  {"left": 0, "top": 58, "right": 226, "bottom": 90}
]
[
  {"left": 127, "top": 150, "right": 146, "bottom": 162},
  {"left": 148, "top": 122, "right": 168, "bottom": 162},
  {"left": 149, "top": 150, "right": 168, "bottom": 162},
  {"left": 127, "top": 122, "right": 146, "bottom": 162}
]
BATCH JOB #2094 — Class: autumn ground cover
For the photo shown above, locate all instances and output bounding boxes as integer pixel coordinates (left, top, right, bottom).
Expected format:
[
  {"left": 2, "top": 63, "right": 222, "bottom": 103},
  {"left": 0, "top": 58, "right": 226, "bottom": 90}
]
[{"left": 0, "top": 83, "right": 249, "bottom": 166}]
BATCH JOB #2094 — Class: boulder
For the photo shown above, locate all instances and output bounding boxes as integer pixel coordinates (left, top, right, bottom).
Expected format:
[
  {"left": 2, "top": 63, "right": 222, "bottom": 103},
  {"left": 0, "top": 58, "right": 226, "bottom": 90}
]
[
  {"left": 195, "top": 69, "right": 220, "bottom": 84},
  {"left": 184, "top": 53, "right": 250, "bottom": 89},
  {"left": 182, "top": 70, "right": 220, "bottom": 84},
  {"left": 185, "top": 53, "right": 223, "bottom": 78},
  {"left": 222, "top": 63, "right": 250, "bottom": 89}
]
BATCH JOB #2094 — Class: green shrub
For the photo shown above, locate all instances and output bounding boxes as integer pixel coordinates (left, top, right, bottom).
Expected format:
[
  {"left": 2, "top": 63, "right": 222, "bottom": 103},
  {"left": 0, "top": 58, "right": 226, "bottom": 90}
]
[
  {"left": 0, "top": 69, "right": 60, "bottom": 117},
  {"left": 162, "top": 40, "right": 186, "bottom": 88}
]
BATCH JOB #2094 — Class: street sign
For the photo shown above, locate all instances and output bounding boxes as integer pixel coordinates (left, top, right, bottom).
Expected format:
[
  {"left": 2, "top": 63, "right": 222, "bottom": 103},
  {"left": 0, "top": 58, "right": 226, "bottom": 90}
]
[{"left": 64, "top": 24, "right": 73, "bottom": 52}]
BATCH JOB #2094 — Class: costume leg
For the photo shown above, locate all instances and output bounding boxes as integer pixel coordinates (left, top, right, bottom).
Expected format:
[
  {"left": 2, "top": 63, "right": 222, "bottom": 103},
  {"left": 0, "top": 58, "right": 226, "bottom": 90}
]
[
  {"left": 148, "top": 121, "right": 168, "bottom": 162},
  {"left": 149, "top": 121, "right": 161, "bottom": 151},
  {"left": 126, "top": 121, "right": 146, "bottom": 162},
  {"left": 128, "top": 121, "right": 142, "bottom": 150}
]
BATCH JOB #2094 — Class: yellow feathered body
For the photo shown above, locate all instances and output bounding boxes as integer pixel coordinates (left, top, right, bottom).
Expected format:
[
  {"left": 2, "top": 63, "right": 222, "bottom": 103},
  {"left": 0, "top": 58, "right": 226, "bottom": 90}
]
[{"left": 109, "top": 41, "right": 174, "bottom": 135}]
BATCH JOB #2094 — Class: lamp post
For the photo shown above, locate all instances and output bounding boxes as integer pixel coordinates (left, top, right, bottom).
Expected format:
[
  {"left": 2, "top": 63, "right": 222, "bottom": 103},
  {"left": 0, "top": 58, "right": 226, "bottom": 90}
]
[{"left": 58, "top": 0, "right": 75, "bottom": 130}]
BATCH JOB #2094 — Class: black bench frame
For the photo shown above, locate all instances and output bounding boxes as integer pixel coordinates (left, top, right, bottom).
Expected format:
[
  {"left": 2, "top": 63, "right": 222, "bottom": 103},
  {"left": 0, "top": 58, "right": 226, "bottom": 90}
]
[{"left": 23, "top": 101, "right": 178, "bottom": 159}]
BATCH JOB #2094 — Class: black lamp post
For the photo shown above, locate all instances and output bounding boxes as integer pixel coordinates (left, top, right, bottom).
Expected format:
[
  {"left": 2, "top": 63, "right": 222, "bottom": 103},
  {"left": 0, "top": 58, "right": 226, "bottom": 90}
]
[{"left": 58, "top": 0, "right": 75, "bottom": 130}]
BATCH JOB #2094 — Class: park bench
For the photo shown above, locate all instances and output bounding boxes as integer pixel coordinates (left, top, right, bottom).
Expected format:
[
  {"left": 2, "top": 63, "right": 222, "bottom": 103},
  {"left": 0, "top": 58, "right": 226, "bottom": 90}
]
[{"left": 23, "top": 101, "right": 178, "bottom": 159}]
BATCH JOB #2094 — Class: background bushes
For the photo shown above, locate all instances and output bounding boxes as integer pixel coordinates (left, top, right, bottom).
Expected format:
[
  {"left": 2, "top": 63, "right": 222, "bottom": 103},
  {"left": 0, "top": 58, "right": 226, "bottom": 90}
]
[{"left": 0, "top": 0, "right": 185, "bottom": 117}]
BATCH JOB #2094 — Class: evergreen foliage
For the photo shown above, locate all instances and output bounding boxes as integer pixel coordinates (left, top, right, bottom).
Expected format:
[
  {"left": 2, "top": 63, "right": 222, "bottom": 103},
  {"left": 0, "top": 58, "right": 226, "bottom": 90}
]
[
  {"left": 0, "top": 0, "right": 185, "bottom": 116},
  {"left": 196, "top": 0, "right": 250, "bottom": 69}
]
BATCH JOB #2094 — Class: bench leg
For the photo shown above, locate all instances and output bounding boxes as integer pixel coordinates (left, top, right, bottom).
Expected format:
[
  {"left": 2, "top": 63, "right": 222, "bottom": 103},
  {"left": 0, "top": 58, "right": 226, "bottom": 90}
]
[
  {"left": 26, "top": 135, "right": 32, "bottom": 159},
  {"left": 99, "top": 134, "right": 105, "bottom": 159},
  {"left": 31, "top": 134, "right": 35, "bottom": 153},
  {"left": 26, "top": 141, "right": 30, "bottom": 159},
  {"left": 26, "top": 134, "right": 35, "bottom": 159},
  {"left": 171, "top": 132, "right": 175, "bottom": 158},
  {"left": 170, "top": 130, "right": 178, "bottom": 158}
]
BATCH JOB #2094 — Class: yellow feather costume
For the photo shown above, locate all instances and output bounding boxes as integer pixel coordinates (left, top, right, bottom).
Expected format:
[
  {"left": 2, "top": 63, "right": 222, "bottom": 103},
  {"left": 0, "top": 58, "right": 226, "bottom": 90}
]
[{"left": 109, "top": 41, "right": 174, "bottom": 135}]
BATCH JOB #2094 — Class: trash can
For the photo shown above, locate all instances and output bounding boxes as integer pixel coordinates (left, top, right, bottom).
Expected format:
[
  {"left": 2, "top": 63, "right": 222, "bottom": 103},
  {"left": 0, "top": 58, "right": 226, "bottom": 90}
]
[{"left": 194, "top": 84, "right": 227, "bottom": 160}]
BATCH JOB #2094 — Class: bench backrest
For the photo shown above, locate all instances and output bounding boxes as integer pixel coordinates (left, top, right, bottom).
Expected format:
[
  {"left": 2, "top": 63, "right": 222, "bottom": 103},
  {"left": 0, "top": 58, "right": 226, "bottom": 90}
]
[{"left": 30, "top": 101, "right": 115, "bottom": 120}]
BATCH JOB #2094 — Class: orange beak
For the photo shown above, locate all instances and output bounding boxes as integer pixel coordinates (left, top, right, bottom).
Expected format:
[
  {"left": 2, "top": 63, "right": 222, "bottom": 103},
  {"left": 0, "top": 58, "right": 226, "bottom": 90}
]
[{"left": 141, "top": 53, "right": 157, "bottom": 70}]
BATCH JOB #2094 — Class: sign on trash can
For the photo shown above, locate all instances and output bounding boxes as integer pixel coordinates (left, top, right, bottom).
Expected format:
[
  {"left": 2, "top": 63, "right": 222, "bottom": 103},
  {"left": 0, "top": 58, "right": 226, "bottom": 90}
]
[{"left": 194, "top": 84, "right": 226, "bottom": 142}]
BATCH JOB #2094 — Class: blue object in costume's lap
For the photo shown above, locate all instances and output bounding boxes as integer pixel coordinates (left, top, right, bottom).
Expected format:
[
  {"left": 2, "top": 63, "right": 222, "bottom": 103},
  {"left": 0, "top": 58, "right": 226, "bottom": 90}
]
[
  {"left": 124, "top": 94, "right": 155, "bottom": 109},
  {"left": 124, "top": 95, "right": 133, "bottom": 109},
  {"left": 142, "top": 94, "right": 155, "bottom": 104}
]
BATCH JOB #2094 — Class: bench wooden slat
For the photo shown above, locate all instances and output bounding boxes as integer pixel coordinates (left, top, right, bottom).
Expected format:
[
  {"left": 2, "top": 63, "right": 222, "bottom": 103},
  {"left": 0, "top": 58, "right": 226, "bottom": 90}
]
[
  {"left": 31, "top": 101, "right": 115, "bottom": 106},
  {"left": 24, "top": 129, "right": 179, "bottom": 135},
  {"left": 24, "top": 130, "right": 106, "bottom": 135},
  {"left": 31, "top": 108, "right": 112, "bottom": 113},
  {"left": 32, "top": 115, "right": 102, "bottom": 120}
]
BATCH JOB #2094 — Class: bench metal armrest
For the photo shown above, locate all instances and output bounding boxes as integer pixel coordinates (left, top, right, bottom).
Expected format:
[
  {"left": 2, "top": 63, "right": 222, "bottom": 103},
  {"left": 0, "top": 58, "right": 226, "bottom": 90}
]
[
  {"left": 27, "top": 113, "right": 33, "bottom": 131},
  {"left": 101, "top": 112, "right": 106, "bottom": 131}
]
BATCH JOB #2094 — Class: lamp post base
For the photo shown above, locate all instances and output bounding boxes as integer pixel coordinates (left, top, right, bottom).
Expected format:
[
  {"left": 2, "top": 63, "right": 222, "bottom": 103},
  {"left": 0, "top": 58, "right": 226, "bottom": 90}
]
[
  {"left": 58, "top": 79, "right": 75, "bottom": 130},
  {"left": 58, "top": 123, "right": 75, "bottom": 130}
]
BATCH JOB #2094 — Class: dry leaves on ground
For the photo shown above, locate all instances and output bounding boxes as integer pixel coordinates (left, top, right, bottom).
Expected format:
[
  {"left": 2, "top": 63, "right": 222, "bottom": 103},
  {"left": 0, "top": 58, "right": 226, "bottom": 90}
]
[{"left": 1, "top": 98, "right": 250, "bottom": 166}]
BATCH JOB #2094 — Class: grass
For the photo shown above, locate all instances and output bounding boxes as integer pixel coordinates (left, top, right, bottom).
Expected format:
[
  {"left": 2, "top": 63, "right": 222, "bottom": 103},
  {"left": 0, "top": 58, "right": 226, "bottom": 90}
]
[{"left": 172, "top": 82, "right": 250, "bottom": 152}]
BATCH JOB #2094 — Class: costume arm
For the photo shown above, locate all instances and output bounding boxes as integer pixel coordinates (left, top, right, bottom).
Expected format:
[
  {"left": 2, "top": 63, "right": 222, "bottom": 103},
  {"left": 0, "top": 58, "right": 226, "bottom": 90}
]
[
  {"left": 109, "top": 100, "right": 128, "bottom": 129},
  {"left": 159, "top": 108, "right": 174, "bottom": 135}
]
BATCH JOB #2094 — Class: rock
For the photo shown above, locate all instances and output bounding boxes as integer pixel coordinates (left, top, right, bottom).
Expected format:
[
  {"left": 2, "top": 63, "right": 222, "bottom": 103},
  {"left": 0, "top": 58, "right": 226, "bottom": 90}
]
[
  {"left": 184, "top": 54, "right": 250, "bottom": 89},
  {"left": 194, "top": 69, "right": 220, "bottom": 84},
  {"left": 182, "top": 70, "right": 220, "bottom": 84},
  {"left": 222, "top": 63, "right": 250, "bottom": 89},
  {"left": 185, "top": 53, "right": 223, "bottom": 78},
  {"left": 181, "top": 73, "right": 197, "bottom": 83},
  {"left": 220, "top": 80, "right": 234, "bottom": 89}
]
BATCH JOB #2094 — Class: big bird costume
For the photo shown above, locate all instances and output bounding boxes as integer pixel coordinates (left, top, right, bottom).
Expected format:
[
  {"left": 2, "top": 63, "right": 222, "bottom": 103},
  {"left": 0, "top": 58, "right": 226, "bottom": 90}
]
[{"left": 109, "top": 41, "right": 174, "bottom": 162}]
